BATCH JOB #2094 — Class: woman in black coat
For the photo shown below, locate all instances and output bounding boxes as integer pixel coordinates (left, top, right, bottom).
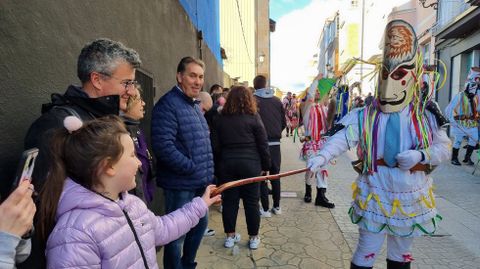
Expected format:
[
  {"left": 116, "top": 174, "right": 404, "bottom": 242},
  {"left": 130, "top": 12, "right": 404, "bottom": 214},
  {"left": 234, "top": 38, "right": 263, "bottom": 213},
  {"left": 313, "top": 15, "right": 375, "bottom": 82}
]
[{"left": 212, "top": 86, "right": 270, "bottom": 250}]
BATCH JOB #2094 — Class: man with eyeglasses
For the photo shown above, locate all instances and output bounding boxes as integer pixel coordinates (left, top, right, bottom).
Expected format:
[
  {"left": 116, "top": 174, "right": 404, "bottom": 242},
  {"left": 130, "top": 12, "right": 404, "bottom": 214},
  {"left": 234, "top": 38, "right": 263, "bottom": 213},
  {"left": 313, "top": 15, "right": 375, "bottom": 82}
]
[{"left": 21, "top": 38, "right": 141, "bottom": 269}]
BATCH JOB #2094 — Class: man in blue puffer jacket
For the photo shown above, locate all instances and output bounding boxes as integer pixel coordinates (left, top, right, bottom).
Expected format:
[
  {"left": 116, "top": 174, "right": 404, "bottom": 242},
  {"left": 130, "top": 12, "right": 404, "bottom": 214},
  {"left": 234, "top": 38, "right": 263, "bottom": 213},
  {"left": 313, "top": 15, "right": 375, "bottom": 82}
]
[{"left": 151, "top": 56, "right": 214, "bottom": 269}]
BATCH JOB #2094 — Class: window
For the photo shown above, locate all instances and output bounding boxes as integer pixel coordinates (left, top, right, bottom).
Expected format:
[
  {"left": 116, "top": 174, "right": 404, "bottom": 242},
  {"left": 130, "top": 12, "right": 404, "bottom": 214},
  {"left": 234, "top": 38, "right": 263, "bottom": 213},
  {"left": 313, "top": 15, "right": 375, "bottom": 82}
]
[{"left": 423, "top": 43, "right": 430, "bottom": 65}]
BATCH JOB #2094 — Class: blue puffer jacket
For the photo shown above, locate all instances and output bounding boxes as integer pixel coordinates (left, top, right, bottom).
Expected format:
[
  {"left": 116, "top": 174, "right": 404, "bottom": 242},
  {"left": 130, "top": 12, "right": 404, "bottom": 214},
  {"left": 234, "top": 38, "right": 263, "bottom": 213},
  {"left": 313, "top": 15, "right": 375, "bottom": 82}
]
[{"left": 151, "top": 86, "right": 214, "bottom": 190}]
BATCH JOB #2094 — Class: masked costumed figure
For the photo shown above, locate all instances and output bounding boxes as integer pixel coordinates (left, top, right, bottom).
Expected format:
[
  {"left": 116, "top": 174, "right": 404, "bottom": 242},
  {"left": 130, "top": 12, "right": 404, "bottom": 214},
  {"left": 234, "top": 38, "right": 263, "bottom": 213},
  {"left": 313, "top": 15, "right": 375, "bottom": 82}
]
[
  {"left": 445, "top": 67, "right": 480, "bottom": 165},
  {"left": 300, "top": 74, "right": 335, "bottom": 208},
  {"left": 307, "top": 20, "right": 451, "bottom": 268},
  {"left": 283, "top": 92, "right": 299, "bottom": 137}
]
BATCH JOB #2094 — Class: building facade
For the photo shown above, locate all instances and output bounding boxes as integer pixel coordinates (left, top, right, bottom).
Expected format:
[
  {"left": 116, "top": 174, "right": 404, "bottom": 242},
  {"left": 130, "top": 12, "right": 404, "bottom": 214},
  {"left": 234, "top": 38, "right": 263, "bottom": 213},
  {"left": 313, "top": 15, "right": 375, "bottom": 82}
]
[
  {"left": 220, "top": 0, "right": 256, "bottom": 86},
  {"left": 434, "top": 0, "right": 480, "bottom": 110},
  {"left": 255, "top": 0, "right": 272, "bottom": 85}
]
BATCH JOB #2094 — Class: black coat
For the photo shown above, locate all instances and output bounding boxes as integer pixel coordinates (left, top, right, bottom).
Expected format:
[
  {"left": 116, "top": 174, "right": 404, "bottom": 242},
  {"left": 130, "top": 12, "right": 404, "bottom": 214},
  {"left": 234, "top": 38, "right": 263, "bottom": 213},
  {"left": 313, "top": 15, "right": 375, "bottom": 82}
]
[
  {"left": 254, "top": 94, "right": 286, "bottom": 142},
  {"left": 212, "top": 113, "right": 271, "bottom": 171},
  {"left": 20, "top": 85, "right": 119, "bottom": 269}
]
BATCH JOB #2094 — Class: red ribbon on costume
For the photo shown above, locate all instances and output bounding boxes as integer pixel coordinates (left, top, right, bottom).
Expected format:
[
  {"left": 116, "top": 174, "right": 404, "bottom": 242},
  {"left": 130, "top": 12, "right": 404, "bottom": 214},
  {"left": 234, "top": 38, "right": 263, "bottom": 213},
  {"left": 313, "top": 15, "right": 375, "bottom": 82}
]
[
  {"left": 402, "top": 254, "right": 415, "bottom": 262},
  {"left": 364, "top": 253, "right": 375, "bottom": 259}
]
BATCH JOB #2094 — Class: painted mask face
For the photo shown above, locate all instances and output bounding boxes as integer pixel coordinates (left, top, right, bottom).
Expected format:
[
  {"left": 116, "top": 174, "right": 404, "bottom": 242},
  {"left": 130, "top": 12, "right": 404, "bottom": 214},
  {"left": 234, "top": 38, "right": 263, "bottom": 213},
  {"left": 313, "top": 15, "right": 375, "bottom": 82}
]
[
  {"left": 378, "top": 20, "right": 418, "bottom": 113},
  {"left": 465, "top": 67, "right": 480, "bottom": 95}
]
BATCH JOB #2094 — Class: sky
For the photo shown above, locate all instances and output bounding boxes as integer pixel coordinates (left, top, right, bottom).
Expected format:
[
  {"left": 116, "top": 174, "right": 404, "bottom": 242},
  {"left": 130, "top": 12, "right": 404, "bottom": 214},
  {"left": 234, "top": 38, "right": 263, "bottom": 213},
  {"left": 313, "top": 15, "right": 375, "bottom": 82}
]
[
  {"left": 270, "top": 0, "right": 342, "bottom": 93},
  {"left": 269, "top": 0, "right": 409, "bottom": 93},
  {"left": 269, "top": 0, "right": 311, "bottom": 21}
]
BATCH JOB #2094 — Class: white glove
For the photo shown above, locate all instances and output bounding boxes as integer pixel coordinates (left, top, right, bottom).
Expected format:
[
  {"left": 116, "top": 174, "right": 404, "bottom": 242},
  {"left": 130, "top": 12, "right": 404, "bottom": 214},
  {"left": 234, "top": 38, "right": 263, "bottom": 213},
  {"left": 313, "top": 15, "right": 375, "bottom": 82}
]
[
  {"left": 307, "top": 155, "right": 327, "bottom": 172},
  {"left": 396, "top": 150, "right": 422, "bottom": 170}
]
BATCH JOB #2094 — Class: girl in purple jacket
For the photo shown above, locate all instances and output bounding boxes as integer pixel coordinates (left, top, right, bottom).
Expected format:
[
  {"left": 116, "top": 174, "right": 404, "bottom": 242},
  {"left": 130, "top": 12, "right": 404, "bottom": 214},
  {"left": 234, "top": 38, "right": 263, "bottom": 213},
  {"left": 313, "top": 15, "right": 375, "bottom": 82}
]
[{"left": 36, "top": 116, "right": 221, "bottom": 269}]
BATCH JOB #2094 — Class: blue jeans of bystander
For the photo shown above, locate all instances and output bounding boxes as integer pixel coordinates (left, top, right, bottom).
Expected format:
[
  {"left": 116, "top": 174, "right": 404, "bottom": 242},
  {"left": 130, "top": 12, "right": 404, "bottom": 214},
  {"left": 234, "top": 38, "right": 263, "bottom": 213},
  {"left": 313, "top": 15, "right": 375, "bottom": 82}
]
[{"left": 163, "top": 188, "right": 208, "bottom": 269}]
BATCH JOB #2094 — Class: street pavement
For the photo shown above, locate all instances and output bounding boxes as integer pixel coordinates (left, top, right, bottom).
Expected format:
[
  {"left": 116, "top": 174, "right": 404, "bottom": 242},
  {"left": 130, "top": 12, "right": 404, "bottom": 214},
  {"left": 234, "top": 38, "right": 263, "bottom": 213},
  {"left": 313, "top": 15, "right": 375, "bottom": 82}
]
[{"left": 158, "top": 135, "right": 480, "bottom": 268}]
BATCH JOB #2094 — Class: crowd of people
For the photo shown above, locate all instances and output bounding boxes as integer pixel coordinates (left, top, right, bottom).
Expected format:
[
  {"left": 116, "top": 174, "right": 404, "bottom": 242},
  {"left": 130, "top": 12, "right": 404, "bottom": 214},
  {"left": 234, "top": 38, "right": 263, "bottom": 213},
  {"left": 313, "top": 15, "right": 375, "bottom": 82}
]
[
  {"left": 0, "top": 38, "right": 308, "bottom": 269},
  {"left": 2, "top": 18, "right": 473, "bottom": 269}
]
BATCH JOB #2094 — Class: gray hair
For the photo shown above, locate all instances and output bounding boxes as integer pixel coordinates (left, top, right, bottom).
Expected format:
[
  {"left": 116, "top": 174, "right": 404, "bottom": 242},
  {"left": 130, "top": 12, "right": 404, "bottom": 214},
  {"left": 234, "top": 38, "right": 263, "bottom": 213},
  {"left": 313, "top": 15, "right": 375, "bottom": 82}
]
[{"left": 77, "top": 38, "right": 142, "bottom": 83}]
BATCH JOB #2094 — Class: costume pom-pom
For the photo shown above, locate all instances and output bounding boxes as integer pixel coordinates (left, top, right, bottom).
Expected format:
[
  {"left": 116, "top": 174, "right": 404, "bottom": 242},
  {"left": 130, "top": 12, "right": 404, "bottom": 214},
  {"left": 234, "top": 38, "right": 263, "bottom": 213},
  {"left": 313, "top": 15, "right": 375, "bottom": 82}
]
[{"left": 63, "top": 116, "right": 83, "bottom": 133}]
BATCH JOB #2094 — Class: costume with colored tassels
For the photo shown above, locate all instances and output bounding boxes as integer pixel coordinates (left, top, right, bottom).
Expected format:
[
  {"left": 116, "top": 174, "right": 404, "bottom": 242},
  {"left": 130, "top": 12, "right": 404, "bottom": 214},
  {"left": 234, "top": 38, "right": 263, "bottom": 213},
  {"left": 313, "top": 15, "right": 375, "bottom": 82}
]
[
  {"left": 308, "top": 20, "right": 451, "bottom": 268},
  {"left": 300, "top": 75, "right": 335, "bottom": 208},
  {"left": 445, "top": 67, "right": 480, "bottom": 166},
  {"left": 283, "top": 93, "right": 299, "bottom": 137}
]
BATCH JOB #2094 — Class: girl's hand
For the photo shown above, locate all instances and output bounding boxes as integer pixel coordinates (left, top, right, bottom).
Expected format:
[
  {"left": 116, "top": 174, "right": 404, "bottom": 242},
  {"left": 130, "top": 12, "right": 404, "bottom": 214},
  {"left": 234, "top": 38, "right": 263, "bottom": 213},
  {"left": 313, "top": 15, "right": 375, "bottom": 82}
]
[{"left": 202, "top": 185, "right": 222, "bottom": 206}]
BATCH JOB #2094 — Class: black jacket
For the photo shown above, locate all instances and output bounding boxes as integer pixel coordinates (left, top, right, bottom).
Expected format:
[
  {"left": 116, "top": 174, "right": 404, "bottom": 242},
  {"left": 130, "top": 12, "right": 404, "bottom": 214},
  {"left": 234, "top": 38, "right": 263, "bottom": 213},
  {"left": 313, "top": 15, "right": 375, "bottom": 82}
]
[
  {"left": 24, "top": 85, "right": 119, "bottom": 190},
  {"left": 212, "top": 113, "right": 271, "bottom": 171},
  {"left": 254, "top": 88, "right": 286, "bottom": 142}
]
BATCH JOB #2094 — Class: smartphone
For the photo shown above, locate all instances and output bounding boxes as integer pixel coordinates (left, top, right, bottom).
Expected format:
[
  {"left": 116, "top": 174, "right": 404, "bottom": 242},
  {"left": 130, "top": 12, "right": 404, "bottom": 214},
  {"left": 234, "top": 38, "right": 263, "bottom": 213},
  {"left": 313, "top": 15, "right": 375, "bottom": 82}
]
[{"left": 11, "top": 148, "right": 39, "bottom": 189}]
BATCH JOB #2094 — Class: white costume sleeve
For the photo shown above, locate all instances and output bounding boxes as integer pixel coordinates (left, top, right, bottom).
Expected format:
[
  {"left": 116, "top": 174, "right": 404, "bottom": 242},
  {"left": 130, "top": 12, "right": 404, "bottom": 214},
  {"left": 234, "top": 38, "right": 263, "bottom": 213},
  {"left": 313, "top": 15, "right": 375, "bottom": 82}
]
[
  {"left": 420, "top": 127, "right": 451, "bottom": 166},
  {"left": 417, "top": 110, "right": 451, "bottom": 165},
  {"left": 318, "top": 108, "right": 361, "bottom": 161}
]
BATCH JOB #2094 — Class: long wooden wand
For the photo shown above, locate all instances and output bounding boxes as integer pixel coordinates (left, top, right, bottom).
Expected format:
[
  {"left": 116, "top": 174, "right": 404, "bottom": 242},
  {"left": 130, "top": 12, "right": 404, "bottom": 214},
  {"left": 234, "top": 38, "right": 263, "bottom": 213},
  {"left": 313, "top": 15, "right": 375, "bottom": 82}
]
[{"left": 211, "top": 168, "right": 309, "bottom": 197}]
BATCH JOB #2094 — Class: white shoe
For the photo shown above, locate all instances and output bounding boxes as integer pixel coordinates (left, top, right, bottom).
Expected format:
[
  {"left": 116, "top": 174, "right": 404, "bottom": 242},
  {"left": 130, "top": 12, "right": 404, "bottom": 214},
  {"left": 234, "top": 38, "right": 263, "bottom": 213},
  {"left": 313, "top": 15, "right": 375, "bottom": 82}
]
[
  {"left": 249, "top": 236, "right": 260, "bottom": 250},
  {"left": 272, "top": 207, "right": 282, "bottom": 215},
  {"left": 224, "top": 233, "right": 241, "bottom": 248},
  {"left": 204, "top": 228, "right": 215, "bottom": 236},
  {"left": 259, "top": 208, "right": 272, "bottom": 218}
]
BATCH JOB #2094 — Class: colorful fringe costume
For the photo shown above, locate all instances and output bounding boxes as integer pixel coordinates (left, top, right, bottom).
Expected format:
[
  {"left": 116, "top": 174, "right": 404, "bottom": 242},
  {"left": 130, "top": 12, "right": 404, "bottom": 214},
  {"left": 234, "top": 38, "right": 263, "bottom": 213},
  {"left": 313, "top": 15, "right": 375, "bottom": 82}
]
[
  {"left": 308, "top": 20, "right": 451, "bottom": 268},
  {"left": 300, "top": 76, "right": 336, "bottom": 208},
  {"left": 445, "top": 67, "right": 480, "bottom": 166}
]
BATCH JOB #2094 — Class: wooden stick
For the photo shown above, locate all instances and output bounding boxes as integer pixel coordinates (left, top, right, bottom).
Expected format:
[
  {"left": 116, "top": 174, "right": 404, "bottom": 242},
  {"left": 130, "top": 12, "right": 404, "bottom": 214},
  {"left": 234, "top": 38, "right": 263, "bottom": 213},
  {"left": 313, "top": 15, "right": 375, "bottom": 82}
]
[{"left": 211, "top": 168, "right": 309, "bottom": 197}]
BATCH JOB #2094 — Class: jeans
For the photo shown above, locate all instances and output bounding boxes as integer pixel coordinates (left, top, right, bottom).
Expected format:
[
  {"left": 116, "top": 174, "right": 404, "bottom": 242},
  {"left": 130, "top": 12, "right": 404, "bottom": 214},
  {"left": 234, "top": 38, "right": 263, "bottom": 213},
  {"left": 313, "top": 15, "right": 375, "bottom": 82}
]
[
  {"left": 163, "top": 188, "right": 208, "bottom": 269},
  {"left": 260, "top": 145, "right": 281, "bottom": 210}
]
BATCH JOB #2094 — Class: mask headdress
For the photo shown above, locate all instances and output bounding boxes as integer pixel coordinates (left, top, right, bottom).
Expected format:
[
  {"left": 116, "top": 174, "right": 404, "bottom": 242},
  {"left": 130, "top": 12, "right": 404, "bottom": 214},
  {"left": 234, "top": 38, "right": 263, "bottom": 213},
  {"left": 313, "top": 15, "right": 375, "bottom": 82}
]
[
  {"left": 384, "top": 24, "right": 416, "bottom": 72},
  {"left": 377, "top": 20, "right": 418, "bottom": 113},
  {"left": 358, "top": 20, "right": 438, "bottom": 174},
  {"left": 465, "top": 67, "right": 480, "bottom": 95}
]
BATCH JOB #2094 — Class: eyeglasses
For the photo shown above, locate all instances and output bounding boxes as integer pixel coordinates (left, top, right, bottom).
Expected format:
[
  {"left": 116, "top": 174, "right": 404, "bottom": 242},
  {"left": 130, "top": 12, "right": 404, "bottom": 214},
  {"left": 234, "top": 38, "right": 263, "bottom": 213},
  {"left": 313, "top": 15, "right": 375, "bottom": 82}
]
[{"left": 99, "top": 72, "right": 139, "bottom": 91}]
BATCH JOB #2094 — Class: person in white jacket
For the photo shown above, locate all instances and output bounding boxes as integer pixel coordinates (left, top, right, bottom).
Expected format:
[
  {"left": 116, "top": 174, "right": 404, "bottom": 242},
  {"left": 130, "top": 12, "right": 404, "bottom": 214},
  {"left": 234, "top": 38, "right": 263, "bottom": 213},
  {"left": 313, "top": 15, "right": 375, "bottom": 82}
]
[{"left": 308, "top": 20, "right": 450, "bottom": 269}]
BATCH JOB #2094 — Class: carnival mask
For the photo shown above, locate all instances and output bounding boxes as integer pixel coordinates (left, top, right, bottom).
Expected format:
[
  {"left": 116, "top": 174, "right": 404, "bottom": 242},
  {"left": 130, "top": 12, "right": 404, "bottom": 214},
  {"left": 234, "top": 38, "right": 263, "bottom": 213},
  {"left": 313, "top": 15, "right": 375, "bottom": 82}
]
[
  {"left": 378, "top": 20, "right": 418, "bottom": 113},
  {"left": 465, "top": 67, "right": 480, "bottom": 96}
]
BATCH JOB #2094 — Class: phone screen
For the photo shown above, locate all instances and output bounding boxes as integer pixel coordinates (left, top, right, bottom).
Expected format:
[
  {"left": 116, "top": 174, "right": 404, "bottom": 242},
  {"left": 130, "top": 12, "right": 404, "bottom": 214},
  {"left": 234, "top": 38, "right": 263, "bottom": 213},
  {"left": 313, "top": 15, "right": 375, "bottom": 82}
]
[{"left": 12, "top": 148, "right": 39, "bottom": 189}]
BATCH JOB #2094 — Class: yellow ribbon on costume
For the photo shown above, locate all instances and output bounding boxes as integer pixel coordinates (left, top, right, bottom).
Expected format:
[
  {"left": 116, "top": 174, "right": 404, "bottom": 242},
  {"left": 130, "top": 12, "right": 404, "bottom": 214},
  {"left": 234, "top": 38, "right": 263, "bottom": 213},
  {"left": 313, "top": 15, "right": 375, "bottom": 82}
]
[
  {"left": 351, "top": 182, "right": 435, "bottom": 218},
  {"left": 351, "top": 182, "right": 359, "bottom": 200},
  {"left": 420, "top": 187, "right": 436, "bottom": 209}
]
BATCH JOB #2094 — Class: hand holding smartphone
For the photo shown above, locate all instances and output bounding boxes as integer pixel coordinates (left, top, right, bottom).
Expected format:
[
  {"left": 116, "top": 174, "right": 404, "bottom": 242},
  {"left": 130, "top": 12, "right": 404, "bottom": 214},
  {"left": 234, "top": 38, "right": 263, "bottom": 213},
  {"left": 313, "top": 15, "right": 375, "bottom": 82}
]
[{"left": 11, "top": 148, "right": 39, "bottom": 190}]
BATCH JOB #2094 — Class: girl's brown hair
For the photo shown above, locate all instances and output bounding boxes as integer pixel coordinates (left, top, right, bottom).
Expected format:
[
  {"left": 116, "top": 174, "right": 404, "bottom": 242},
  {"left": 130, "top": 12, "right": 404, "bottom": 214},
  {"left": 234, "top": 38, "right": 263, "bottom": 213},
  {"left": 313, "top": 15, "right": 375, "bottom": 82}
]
[
  {"left": 221, "top": 86, "right": 257, "bottom": 115},
  {"left": 37, "top": 115, "right": 129, "bottom": 242}
]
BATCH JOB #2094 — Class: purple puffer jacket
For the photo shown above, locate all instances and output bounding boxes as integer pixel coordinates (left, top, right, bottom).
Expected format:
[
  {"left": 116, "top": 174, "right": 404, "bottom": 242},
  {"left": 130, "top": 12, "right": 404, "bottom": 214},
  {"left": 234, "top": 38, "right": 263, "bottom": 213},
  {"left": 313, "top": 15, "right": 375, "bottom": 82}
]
[{"left": 46, "top": 179, "right": 208, "bottom": 269}]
